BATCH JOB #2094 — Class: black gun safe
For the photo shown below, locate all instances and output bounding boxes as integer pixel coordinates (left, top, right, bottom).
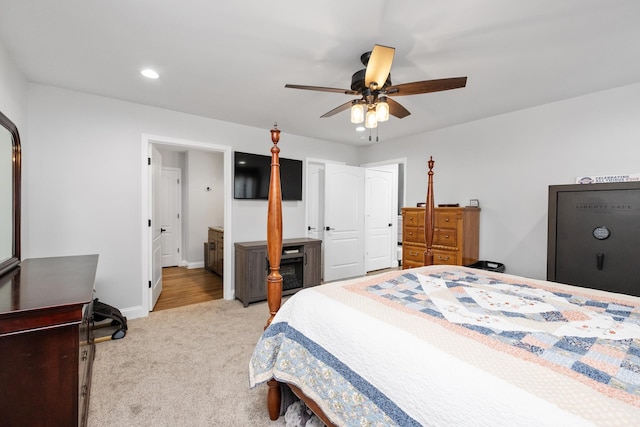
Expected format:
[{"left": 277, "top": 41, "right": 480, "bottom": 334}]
[{"left": 547, "top": 181, "right": 640, "bottom": 297}]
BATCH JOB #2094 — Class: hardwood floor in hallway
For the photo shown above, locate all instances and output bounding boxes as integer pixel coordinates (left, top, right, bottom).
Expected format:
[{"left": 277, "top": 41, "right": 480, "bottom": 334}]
[{"left": 153, "top": 267, "right": 223, "bottom": 311}]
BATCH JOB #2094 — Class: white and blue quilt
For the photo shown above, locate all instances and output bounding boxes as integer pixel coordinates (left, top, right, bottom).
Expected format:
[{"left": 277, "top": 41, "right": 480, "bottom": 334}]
[{"left": 250, "top": 266, "right": 640, "bottom": 426}]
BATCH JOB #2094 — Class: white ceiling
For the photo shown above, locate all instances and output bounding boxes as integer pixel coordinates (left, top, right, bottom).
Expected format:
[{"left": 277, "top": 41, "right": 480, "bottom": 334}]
[{"left": 1, "top": 0, "right": 639, "bottom": 146}]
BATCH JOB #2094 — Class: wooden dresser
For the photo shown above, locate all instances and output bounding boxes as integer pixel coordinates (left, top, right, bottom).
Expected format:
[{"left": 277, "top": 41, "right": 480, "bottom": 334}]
[
  {"left": 401, "top": 207, "right": 480, "bottom": 269},
  {"left": 0, "top": 255, "right": 98, "bottom": 427}
]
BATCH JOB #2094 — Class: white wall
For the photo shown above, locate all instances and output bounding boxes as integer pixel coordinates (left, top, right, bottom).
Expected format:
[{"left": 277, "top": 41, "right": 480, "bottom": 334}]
[
  {"left": 186, "top": 150, "right": 224, "bottom": 264},
  {"left": 0, "top": 42, "right": 27, "bottom": 132},
  {"left": 360, "top": 83, "right": 640, "bottom": 279},
  {"left": 25, "top": 84, "right": 360, "bottom": 318}
]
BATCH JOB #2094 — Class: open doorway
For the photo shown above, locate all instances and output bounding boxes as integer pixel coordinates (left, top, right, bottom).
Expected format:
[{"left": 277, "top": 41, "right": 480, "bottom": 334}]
[
  {"left": 141, "top": 135, "right": 233, "bottom": 316},
  {"left": 153, "top": 146, "right": 225, "bottom": 311},
  {"left": 305, "top": 158, "right": 406, "bottom": 283}
]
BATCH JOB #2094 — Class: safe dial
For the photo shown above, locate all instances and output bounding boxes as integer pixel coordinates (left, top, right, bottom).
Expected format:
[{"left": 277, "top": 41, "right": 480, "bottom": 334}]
[{"left": 592, "top": 226, "right": 610, "bottom": 240}]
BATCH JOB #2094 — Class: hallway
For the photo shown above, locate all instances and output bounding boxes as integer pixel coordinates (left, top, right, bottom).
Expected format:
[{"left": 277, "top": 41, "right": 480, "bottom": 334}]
[{"left": 153, "top": 267, "right": 222, "bottom": 311}]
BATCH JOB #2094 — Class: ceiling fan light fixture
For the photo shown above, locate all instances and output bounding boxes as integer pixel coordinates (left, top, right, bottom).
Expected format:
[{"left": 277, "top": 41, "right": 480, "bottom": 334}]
[
  {"left": 376, "top": 97, "right": 389, "bottom": 122},
  {"left": 350, "top": 101, "right": 364, "bottom": 124},
  {"left": 365, "top": 108, "right": 378, "bottom": 129}
]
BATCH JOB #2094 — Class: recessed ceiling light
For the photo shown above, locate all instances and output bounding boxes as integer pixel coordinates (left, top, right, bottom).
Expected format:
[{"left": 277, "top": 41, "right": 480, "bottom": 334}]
[
  {"left": 141, "top": 69, "right": 159, "bottom": 79},
  {"left": 355, "top": 126, "right": 366, "bottom": 132}
]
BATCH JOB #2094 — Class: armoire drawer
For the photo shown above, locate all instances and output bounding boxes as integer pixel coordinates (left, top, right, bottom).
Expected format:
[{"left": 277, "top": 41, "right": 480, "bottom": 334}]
[
  {"left": 402, "top": 226, "right": 425, "bottom": 244},
  {"left": 435, "top": 211, "right": 458, "bottom": 229},
  {"left": 434, "top": 228, "right": 457, "bottom": 247},
  {"left": 432, "top": 249, "right": 459, "bottom": 265},
  {"left": 403, "top": 210, "right": 424, "bottom": 227},
  {"left": 403, "top": 245, "right": 424, "bottom": 263}
]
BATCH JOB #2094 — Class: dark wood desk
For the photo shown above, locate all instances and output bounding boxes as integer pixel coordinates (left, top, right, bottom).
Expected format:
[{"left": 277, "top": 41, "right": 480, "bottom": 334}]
[{"left": 0, "top": 255, "right": 98, "bottom": 427}]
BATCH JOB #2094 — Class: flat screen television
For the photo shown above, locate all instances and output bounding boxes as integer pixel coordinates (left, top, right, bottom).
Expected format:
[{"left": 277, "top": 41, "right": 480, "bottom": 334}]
[{"left": 234, "top": 151, "right": 303, "bottom": 200}]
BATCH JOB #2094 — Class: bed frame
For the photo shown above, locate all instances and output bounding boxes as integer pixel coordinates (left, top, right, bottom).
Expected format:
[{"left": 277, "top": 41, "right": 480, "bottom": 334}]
[{"left": 263, "top": 126, "right": 435, "bottom": 424}]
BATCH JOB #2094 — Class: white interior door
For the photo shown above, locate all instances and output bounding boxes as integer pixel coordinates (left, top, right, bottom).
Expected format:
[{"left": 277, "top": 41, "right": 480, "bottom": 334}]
[
  {"left": 364, "top": 165, "right": 398, "bottom": 272},
  {"left": 150, "top": 146, "right": 163, "bottom": 310},
  {"left": 323, "top": 163, "right": 365, "bottom": 282},
  {"left": 160, "top": 167, "right": 181, "bottom": 267}
]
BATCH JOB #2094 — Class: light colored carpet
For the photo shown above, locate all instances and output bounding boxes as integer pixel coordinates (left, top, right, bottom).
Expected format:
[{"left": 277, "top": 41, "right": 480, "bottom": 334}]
[{"left": 88, "top": 298, "right": 286, "bottom": 426}]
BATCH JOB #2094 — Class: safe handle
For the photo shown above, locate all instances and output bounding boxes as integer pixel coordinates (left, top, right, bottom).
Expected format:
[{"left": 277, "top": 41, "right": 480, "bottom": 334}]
[{"left": 596, "top": 253, "right": 604, "bottom": 270}]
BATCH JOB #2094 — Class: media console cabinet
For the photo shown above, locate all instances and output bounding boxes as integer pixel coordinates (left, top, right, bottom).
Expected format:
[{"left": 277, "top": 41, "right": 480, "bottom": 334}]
[
  {"left": 0, "top": 255, "right": 98, "bottom": 427},
  {"left": 235, "top": 238, "right": 321, "bottom": 306}
]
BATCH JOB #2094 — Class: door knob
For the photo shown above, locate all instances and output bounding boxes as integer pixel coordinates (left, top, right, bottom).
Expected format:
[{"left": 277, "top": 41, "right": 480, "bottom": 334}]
[
  {"left": 325, "top": 226, "right": 335, "bottom": 231},
  {"left": 160, "top": 228, "right": 166, "bottom": 233}
]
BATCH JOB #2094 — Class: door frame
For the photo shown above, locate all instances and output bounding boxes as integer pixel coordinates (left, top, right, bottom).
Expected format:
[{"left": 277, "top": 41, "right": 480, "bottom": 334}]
[{"left": 141, "top": 134, "right": 233, "bottom": 316}]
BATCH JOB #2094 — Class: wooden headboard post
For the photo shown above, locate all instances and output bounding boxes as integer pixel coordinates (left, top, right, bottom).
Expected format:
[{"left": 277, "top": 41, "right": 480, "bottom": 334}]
[
  {"left": 266, "top": 124, "right": 283, "bottom": 329},
  {"left": 424, "top": 156, "right": 435, "bottom": 266},
  {"left": 265, "top": 124, "right": 283, "bottom": 420}
]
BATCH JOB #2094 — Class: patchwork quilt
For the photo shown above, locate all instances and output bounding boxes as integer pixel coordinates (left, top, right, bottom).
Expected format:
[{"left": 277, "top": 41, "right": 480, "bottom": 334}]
[{"left": 250, "top": 266, "right": 640, "bottom": 426}]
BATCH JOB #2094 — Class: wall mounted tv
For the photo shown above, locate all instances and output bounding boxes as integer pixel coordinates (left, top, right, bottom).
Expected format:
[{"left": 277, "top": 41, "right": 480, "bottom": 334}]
[{"left": 234, "top": 151, "right": 303, "bottom": 201}]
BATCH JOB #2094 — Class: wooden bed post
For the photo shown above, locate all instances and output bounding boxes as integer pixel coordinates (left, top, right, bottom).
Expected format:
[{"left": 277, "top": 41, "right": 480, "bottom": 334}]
[
  {"left": 424, "top": 156, "right": 435, "bottom": 266},
  {"left": 265, "top": 124, "right": 283, "bottom": 420}
]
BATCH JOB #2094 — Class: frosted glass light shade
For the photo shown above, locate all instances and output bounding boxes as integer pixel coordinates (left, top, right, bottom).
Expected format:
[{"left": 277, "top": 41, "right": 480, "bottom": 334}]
[
  {"left": 376, "top": 98, "right": 389, "bottom": 122},
  {"left": 350, "top": 103, "right": 364, "bottom": 124},
  {"left": 365, "top": 109, "right": 378, "bottom": 128}
]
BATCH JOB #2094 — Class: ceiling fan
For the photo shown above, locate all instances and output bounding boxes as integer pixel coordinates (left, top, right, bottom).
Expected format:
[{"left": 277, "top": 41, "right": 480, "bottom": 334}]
[{"left": 285, "top": 44, "right": 467, "bottom": 128}]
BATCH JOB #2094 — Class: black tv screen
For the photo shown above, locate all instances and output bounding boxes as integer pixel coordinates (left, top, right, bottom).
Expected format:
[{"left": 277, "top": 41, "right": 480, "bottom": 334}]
[{"left": 234, "top": 151, "right": 303, "bottom": 200}]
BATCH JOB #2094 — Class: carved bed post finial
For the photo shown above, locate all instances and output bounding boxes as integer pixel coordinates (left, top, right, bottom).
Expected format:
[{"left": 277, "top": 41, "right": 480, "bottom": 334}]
[
  {"left": 424, "top": 156, "right": 435, "bottom": 266},
  {"left": 266, "top": 123, "right": 283, "bottom": 421}
]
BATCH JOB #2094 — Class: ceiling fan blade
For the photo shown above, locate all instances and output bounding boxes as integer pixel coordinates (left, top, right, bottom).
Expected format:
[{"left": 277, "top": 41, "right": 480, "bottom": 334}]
[
  {"left": 386, "top": 77, "right": 467, "bottom": 96},
  {"left": 387, "top": 98, "right": 411, "bottom": 119},
  {"left": 364, "top": 45, "right": 395, "bottom": 89},
  {"left": 285, "top": 84, "right": 358, "bottom": 95},
  {"left": 320, "top": 100, "right": 356, "bottom": 118}
]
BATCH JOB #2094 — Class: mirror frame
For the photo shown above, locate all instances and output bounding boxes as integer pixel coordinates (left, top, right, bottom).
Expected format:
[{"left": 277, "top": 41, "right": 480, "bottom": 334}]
[{"left": 0, "top": 110, "right": 21, "bottom": 276}]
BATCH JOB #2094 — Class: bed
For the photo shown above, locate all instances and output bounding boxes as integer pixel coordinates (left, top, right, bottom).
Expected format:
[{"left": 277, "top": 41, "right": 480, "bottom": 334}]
[{"left": 249, "top": 126, "right": 640, "bottom": 426}]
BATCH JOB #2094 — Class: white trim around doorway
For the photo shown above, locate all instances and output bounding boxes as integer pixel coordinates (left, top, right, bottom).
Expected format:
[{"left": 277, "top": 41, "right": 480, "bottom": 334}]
[{"left": 140, "top": 134, "right": 233, "bottom": 318}]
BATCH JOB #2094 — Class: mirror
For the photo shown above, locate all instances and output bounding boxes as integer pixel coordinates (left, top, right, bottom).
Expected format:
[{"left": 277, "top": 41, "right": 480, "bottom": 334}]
[{"left": 0, "top": 110, "right": 20, "bottom": 276}]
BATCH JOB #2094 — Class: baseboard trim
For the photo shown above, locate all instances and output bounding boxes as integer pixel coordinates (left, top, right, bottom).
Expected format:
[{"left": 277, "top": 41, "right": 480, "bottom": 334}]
[
  {"left": 120, "top": 305, "right": 148, "bottom": 320},
  {"left": 186, "top": 261, "right": 205, "bottom": 269}
]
